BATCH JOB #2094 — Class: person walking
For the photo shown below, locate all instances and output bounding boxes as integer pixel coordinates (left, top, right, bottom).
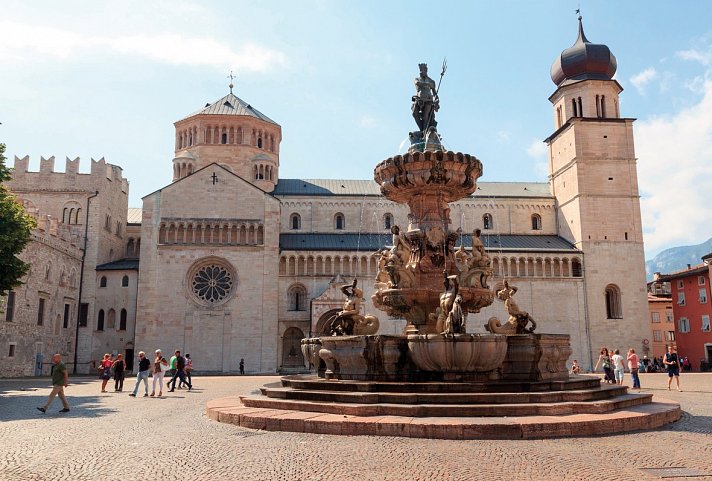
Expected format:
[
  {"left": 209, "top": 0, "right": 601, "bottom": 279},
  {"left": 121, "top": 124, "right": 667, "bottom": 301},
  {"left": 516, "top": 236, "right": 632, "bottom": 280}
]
[
  {"left": 239, "top": 358, "right": 245, "bottom": 375},
  {"left": 611, "top": 349, "right": 625, "bottom": 385},
  {"left": 112, "top": 354, "right": 126, "bottom": 392},
  {"left": 627, "top": 348, "right": 641, "bottom": 389},
  {"left": 37, "top": 354, "right": 70, "bottom": 413},
  {"left": 99, "top": 353, "right": 113, "bottom": 393},
  {"left": 664, "top": 345, "right": 682, "bottom": 391},
  {"left": 594, "top": 348, "right": 614, "bottom": 384},
  {"left": 150, "top": 349, "right": 169, "bottom": 397},
  {"left": 129, "top": 351, "right": 151, "bottom": 397},
  {"left": 166, "top": 351, "right": 178, "bottom": 388},
  {"left": 179, "top": 354, "right": 193, "bottom": 389},
  {"left": 167, "top": 350, "right": 191, "bottom": 392}
]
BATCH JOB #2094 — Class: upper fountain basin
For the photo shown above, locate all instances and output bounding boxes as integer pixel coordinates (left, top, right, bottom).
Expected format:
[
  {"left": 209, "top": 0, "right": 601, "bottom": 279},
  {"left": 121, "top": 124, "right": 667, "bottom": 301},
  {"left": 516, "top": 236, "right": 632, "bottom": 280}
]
[{"left": 374, "top": 150, "right": 483, "bottom": 204}]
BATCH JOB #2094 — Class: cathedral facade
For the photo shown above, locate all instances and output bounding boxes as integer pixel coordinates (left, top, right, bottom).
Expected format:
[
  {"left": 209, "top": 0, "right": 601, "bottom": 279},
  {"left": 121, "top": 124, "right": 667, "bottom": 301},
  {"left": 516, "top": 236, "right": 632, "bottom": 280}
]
[{"left": 1, "top": 19, "right": 649, "bottom": 376}]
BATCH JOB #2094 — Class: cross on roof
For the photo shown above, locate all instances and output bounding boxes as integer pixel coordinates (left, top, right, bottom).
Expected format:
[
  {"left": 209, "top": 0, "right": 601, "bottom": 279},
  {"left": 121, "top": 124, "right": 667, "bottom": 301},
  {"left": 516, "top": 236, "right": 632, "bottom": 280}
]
[{"left": 227, "top": 70, "right": 236, "bottom": 94}]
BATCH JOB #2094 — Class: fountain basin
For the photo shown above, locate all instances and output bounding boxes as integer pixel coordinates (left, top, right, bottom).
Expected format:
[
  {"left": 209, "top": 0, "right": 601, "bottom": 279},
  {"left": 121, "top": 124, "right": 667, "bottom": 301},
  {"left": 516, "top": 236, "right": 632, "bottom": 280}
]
[
  {"left": 373, "top": 286, "right": 495, "bottom": 333},
  {"left": 318, "top": 335, "right": 413, "bottom": 381},
  {"left": 502, "top": 334, "right": 573, "bottom": 382},
  {"left": 300, "top": 338, "right": 323, "bottom": 371},
  {"left": 374, "top": 150, "right": 482, "bottom": 204},
  {"left": 407, "top": 333, "right": 508, "bottom": 374}
]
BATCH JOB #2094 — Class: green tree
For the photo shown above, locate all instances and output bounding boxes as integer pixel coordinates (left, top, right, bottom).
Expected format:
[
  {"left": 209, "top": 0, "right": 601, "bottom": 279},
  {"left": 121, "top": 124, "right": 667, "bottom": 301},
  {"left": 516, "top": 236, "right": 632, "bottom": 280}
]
[{"left": 0, "top": 143, "right": 36, "bottom": 295}]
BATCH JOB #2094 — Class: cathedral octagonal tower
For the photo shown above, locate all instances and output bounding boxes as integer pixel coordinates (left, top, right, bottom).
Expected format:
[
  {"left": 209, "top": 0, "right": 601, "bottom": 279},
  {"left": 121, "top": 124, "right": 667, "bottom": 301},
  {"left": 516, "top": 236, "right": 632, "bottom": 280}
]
[{"left": 172, "top": 89, "right": 281, "bottom": 192}]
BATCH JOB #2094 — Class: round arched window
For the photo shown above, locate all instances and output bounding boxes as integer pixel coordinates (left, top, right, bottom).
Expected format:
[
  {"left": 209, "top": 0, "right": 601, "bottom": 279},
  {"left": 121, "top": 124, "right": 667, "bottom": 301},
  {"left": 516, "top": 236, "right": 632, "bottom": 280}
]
[{"left": 187, "top": 258, "right": 237, "bottom": 306}]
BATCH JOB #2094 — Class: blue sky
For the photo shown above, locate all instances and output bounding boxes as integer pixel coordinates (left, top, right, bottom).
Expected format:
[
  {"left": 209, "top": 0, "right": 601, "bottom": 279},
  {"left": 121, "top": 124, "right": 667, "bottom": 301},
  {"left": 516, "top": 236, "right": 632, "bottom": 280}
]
[{"left": 2, "top": 1, "right": 712, "bottom": 257}]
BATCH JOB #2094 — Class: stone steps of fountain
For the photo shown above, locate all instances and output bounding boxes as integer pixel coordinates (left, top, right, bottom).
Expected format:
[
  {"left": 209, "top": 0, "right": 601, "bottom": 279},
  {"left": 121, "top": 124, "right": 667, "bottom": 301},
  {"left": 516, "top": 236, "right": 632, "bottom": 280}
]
[
  {"left": 281, "top": 374, "right": 601, "bottom": 393},
  {"left": 240, "top": 392, "right": 653, "bottom": 417},
  {"left": 206, "top": 397, "right": 681, "bottom": 439},
  {"left": 260, "top": 383, "right": 628, "bottom": 405}
]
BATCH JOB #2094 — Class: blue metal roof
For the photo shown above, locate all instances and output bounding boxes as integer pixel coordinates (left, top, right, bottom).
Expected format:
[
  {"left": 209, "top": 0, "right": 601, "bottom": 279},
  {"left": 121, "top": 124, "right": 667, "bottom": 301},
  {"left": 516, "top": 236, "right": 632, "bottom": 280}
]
[
  {"left": 273, "top": 179, "right": 552, "bottom": 198},
  {"left": 279, "top": 233, "right": 578, "bottom": 252},
  {"left": 96, "top": 259, "right": 139, "bottom": 271}
]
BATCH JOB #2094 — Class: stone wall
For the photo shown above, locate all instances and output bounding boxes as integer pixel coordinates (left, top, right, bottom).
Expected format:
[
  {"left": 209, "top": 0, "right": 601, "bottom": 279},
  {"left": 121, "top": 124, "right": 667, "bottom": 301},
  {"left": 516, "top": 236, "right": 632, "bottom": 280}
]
[{"left": 0, "top": 219, "right": 82, "bottom": 377}]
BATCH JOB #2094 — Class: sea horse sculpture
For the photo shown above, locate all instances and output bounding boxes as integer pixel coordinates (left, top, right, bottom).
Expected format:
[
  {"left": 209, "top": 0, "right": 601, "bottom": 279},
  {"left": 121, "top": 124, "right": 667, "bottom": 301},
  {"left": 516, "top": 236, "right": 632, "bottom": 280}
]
[
  {"left": 485, "top": 281, "right": 537, "bottom": 334},
  {"left": 329, "top": 279, "right": 380, "bottom": 336}
]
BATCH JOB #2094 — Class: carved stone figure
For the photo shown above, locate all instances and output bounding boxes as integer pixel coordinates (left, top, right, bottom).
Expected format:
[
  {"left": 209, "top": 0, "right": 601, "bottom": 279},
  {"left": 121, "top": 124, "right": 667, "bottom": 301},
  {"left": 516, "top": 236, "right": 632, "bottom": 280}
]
[
  {"left": 456, "top": 229, "right": 492, "bottom": 288},
  {"left": 411, "top": 63, "right": 439, "bottom": 132},
  {"left": 436, "top": 272, "right": 459, "bottom": 334},
  {"left": 485, "top": 281, "right": 537, "bottom": 334},
  {"left": 442, "top": 294, "right": 465, "bottom": 335},
  {"left": 383, "top": 225, "right": 414, "bottom": 288},
  {"left": 329, "top": 279, "right": 379, "bottom": 336}
]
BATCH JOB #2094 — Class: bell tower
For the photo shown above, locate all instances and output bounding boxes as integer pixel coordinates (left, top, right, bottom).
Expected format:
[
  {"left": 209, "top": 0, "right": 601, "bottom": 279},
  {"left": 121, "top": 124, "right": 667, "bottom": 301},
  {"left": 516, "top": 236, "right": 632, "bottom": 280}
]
[
  {"left": 171, "top": 82, "right": 281, "bottom": 193},
  {"left": 546, "top": 16, "right": 648, "bottom": 366}
]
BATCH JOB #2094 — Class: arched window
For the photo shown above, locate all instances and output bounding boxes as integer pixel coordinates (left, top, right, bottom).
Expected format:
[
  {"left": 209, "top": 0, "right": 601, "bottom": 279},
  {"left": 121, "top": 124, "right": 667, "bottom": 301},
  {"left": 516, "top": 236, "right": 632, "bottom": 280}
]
[
  {"left": 119, "top": 309, "right": 127, "bottom": 331},
  {"left": 287, "top": 284, "right": 307, "bottom": 311},
  {"left": 121, "top": 275, "right": 129, "bottom": 287},
  {"left": 107, "top": 309, "right": 116, "bottom": 329},
  {"left": 334, "top": 213, "right": 345, "bottom": 230},
  {"left": 531, "top": 214, "right": 542, "bottom": 230},
  {"left": 289, "top": 213, "right": 301, "bottom": 230},
  {"left": 257, "top": 137, "right": 263, "bottom": 149},
  {"left": 605, "top": 284, "right": 622, "bottom": 319},
  {"left": 572, "top": 258, "right": 582, "bottom": 277},
  {"left": 97, "top": 309, "right": 105, "bottom": 331},
  {"left": 221, "top": 133, "right": 227, "bottom": 144},
  {"left": 483, "top": 213, "right": 493, "bottom": 230},
  {"left": 100, "top": 276, "right": 107, "bottom": 288},
  {"left": 384, "top": 213, "right": 393, "bottom": 230}
]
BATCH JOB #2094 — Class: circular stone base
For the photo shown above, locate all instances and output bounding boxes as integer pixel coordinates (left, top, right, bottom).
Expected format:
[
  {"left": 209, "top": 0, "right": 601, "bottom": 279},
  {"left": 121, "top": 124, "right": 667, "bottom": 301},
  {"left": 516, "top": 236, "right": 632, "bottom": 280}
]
[
  {"left": 206, "top": 396, "right": 681, "bottom": 439},
  {"left": 206, "top": 375, "right": 681, "bottom": 439}
]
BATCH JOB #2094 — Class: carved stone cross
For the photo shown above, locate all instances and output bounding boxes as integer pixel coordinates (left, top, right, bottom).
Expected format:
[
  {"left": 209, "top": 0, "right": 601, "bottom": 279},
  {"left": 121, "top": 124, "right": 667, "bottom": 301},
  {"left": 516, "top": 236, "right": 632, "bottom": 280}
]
[{"left": 211, "top": 172, "right": 219, "bottom": 185}]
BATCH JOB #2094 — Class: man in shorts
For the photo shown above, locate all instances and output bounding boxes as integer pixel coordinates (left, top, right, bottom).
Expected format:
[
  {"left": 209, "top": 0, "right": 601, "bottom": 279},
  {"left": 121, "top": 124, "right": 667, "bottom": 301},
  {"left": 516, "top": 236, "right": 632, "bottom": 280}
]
[{"left": 663, "top": 345, "right": 682, "bottom": 391}]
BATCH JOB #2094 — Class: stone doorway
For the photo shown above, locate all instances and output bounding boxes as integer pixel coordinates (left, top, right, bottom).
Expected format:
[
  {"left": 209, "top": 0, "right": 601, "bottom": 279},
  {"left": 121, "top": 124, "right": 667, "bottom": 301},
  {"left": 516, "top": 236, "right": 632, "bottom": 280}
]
[{"left": 281, "top": 327, "right": 306, "bottom": 369}]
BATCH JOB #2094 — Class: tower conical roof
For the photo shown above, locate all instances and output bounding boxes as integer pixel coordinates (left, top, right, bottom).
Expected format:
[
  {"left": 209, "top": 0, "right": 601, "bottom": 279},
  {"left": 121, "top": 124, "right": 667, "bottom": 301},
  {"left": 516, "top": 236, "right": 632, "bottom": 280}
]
[
  {"left": 550, "top": 17, "right": 617, "bottom": 87},
  {"left": 180, "top": 92, "right": 278, "bottom": 125}
]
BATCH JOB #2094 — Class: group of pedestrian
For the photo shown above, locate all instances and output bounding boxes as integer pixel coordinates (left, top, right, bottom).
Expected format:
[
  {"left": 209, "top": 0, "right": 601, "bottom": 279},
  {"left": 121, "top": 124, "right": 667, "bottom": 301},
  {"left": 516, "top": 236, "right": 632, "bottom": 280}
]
[
  {"left": 593, "top": 345, "right": 682, "bottom": 391},
  {"left": 98, "top": 353, "right": 126, "bottom": 393},
  {"left": 127, "top": 349, "right": 193, "bottom": 398},
  {"left": 594, "top": 347, "right": 642, "bottom": 389}
]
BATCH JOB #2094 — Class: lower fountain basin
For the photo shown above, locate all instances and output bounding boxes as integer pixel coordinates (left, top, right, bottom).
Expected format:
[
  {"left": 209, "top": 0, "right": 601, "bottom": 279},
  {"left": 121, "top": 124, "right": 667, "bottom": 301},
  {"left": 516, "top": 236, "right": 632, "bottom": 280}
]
[
  {"left": 407, "top": 333, "right": 508, "bottom": 374},
  {"left": 318, "top": 335, "right": 412, "bottom": 381},
  {"left": 300, "top": 338, "right": 323, "bottom": 371}
]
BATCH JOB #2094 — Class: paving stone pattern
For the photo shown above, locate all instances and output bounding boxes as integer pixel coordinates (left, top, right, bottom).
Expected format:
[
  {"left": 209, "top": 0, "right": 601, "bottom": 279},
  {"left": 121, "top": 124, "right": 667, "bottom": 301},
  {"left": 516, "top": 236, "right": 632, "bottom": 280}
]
[{"left": 1, "top": 373, "right": 711, "bottom": 481}]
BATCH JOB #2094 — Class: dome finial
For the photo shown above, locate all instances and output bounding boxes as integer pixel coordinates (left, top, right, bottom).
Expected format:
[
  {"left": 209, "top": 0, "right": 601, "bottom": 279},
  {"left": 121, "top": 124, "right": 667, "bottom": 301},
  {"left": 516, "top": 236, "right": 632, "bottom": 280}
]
[
  {"left": 576, "top": 8, "right": 589, "bottom": 43},
  {"left": 227, "top": 70, "right": 236, "bottom": 94}
]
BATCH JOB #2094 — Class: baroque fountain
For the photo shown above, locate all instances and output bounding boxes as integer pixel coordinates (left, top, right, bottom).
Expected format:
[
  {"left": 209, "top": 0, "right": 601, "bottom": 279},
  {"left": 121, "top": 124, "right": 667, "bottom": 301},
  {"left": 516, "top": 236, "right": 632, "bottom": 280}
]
[{"left": 208, "top": 64, "right": 681, "bottom": 439}]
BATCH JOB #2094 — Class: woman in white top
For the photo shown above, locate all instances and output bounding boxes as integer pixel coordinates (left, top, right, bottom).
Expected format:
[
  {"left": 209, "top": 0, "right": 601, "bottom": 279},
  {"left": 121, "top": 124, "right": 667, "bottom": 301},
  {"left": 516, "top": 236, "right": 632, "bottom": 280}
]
[
  {"left": 150, "top": 349, "right": 169, "bottom": 397},
  {"left": 611, "top": 349, "right": 626, "bottom": 385}
]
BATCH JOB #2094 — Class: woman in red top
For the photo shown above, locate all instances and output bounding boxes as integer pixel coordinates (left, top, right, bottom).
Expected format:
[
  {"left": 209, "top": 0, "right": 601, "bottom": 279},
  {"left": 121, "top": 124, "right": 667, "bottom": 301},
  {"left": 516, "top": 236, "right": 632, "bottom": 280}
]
[{"left": 99, "top": 353, "right": 113, "bottom": 393}]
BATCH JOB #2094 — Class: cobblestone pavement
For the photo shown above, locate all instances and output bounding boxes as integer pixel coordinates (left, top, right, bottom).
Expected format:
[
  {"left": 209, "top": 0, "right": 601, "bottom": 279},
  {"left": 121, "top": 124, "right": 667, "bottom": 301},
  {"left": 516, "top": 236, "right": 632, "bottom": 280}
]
[{"left": 0, "top": 372, "right": 710, "bottom": 481}]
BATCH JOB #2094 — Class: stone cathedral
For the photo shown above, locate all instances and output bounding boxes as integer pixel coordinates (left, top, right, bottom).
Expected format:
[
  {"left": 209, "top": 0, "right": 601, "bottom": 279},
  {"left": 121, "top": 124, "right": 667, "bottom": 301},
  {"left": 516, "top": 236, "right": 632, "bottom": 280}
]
[{"left": 1, "top": 19, "right": 648, "bottom": 376}]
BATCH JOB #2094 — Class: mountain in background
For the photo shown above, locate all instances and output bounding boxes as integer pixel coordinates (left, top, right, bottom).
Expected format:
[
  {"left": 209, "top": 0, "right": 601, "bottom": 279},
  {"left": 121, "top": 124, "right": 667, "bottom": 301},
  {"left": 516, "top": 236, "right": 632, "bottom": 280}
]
[{"left": 646, "top": 237, "right": 712, "bottom": 280}]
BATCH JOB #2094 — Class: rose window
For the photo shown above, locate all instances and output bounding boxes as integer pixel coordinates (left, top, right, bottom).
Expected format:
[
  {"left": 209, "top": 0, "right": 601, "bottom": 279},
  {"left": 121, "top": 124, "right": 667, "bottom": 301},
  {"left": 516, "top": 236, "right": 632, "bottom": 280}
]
[{"left": 191, "top": 264, "right": 234, "bottom": 304}]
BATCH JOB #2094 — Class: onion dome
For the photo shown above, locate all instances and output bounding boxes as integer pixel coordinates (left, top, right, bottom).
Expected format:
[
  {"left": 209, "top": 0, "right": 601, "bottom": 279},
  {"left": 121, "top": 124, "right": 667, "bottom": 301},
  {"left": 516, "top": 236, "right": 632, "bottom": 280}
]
[{"left": 550, "top": 16, "right": 617, "bottom": 86}]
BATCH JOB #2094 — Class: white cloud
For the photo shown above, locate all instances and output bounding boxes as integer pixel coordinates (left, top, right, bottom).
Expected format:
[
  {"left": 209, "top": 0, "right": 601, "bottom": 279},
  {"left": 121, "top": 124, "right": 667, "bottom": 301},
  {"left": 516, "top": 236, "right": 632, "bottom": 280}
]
[
  {"left": 0, "top": 20, "right": 286, "bottom": 72},
  {"left": 497, "top": 130, "right": 511, "bottom": 142},
  {"left": 677, "top": 47, "right": 712, "bottom": 66},
  {"left": 359, "top": 115, "right": 379, "bottom": 129},
  {"left": 636, "top": 79, "right": 712, "bottom": 255},
  {"left": 526, "top": 139, "right": 548, "bottom": 179},
  {"left": 630, "top": 67, "right": 657, "bottom": 94}
]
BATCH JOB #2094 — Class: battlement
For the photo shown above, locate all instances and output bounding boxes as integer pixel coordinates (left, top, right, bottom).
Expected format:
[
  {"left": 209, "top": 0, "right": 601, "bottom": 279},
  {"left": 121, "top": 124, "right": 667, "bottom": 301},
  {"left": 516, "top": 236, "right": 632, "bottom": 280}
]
[
  {"left": 11, "top": 155, "right": 129, "bottom": 194},
  {"left": 29, "top": 211, "right": 84, "bottom": 252}
]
